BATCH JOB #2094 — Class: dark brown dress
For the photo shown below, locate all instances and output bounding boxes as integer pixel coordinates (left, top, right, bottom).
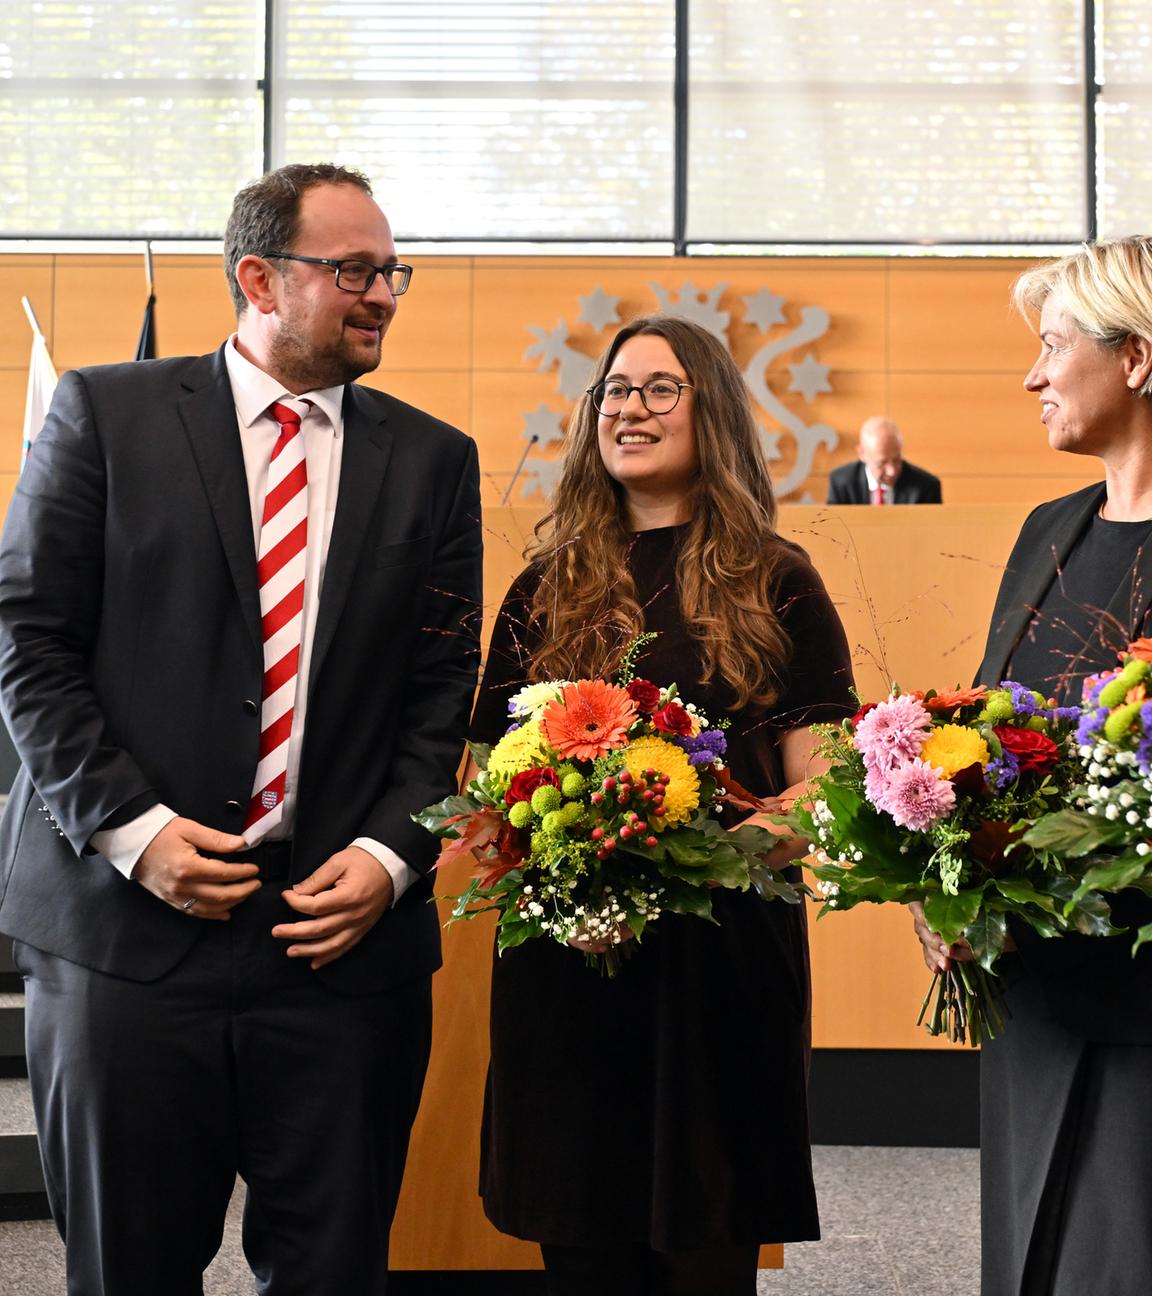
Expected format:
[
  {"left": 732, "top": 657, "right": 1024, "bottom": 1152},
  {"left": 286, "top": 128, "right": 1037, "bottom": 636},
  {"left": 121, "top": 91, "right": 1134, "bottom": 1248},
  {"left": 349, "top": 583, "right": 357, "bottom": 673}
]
[{"left": 469, "top": 526, "right": 854, "bottom": 1250}]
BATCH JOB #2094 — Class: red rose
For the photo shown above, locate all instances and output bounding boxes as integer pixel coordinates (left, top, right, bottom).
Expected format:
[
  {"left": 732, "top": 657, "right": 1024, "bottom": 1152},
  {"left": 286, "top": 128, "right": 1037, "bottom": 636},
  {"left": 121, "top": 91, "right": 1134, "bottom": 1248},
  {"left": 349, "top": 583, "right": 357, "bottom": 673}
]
[
  {"left": 627, "top": 678, "right": 662, "bottom": 712},
  {"left": 505, "top": 766, "right": 560, "bottom": 806},
  {"left": 994, "top": 725, "right": 1059, "bottom": 774},
  {"left": 850, "top": 702, "right": 878, "bottom": 729},
  {"left": 652, "top": 701, "right": 693, "bottom": 736}
]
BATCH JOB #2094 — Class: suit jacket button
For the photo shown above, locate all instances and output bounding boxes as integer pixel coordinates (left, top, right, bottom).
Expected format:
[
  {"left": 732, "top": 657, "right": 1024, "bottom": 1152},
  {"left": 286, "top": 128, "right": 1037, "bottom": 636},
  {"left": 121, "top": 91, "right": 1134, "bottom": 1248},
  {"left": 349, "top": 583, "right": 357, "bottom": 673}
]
[
  {"left": 243, "top": 699, "right": 259, "bottom": 715},
  {"left": 225, "top": 800, "right": 243, "bottom": 813}
]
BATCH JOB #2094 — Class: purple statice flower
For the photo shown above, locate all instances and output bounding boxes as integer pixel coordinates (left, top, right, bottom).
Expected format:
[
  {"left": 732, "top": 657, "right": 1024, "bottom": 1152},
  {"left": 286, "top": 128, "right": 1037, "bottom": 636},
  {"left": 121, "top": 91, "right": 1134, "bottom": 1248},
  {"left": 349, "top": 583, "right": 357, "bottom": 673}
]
[
  {"left": 1045, "top": 705, "right": 1081, "bottom": 722},
  {"left": 881, "top": 758, "right": 957, "bottom": 831},
  {"left": 673, "top": 729, "right": 728, "bottom": 768},
  {"left": 985, "top": 750, "right": 1020, "bottom": 791},
  {"left": 1137, "top": 701, "right": 1152, "bottom": 773},
  {"left": 853, "top": 694, "right": 931, "bottom": 773},
  {"left": 504, "top": 721, "right": 522, "bottom": 734},
  {"left": 1076, "top": 707, "right": 1108, "bottom": 746},
  {"left": 1000, "top": 680, "right": 1038, "bottom": 718}
]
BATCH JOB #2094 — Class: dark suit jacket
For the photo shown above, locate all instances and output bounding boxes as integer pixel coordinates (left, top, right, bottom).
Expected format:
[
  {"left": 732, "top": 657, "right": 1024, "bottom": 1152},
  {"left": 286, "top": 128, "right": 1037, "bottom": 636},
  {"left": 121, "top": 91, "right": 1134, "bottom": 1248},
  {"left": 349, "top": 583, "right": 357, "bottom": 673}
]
[
  {"left": 826, "top": 459, "right": 942, "bottom": 505},
  {"left": 977, "top": 480, "right": 1152, "bottom": 1042},
  {"left": 0, "top": 347, "right": 482, "bottom": 995}
]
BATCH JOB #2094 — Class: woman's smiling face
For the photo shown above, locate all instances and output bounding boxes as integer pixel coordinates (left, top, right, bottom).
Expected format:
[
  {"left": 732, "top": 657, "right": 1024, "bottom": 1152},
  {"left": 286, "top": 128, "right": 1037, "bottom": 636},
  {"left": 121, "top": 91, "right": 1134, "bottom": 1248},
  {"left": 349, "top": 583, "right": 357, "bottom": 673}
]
[{"left": 596, "top": 334, "right": 699, "bottom": 505}]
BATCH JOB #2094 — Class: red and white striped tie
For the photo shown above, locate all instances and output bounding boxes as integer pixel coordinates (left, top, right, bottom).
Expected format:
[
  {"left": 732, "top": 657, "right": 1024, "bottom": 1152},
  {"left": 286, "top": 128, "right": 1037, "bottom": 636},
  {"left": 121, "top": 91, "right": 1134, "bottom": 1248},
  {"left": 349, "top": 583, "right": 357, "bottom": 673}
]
[{"left": 243, "top": 399, "right": 308, "bottom": 841}]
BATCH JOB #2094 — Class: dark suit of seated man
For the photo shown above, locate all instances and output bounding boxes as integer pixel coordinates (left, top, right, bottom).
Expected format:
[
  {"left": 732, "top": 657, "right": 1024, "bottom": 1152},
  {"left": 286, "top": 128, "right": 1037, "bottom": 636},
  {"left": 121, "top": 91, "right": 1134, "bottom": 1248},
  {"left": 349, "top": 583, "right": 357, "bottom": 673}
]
[
  {"left": 0, "top": 162, "right": 482, "bottom": 1295},
  {"left": 827, "top": 415, "right": 942, "bottom": 505}
]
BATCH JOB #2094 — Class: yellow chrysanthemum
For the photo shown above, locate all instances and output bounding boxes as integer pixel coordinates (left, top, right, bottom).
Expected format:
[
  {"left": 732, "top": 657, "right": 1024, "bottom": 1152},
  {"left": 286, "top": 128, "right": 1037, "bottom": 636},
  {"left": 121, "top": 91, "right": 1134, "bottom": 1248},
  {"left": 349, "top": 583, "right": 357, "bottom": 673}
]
[
  {"left": 920, "top": 724, "right": 990, "bottom": 779},
  {"left": 488, "top": 720, "right": 555, "bottom": 779},
  {"left": 622, "top": 736, "right": 700, "bottom": 828}
]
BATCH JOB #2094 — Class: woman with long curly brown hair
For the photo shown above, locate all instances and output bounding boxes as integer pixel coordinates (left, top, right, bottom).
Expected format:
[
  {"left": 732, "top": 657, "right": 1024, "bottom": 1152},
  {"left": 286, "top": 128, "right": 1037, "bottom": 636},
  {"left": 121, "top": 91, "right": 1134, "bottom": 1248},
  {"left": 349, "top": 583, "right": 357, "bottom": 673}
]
[{"left": 470, "top": 314, "right": 854, "bottom": 1295}]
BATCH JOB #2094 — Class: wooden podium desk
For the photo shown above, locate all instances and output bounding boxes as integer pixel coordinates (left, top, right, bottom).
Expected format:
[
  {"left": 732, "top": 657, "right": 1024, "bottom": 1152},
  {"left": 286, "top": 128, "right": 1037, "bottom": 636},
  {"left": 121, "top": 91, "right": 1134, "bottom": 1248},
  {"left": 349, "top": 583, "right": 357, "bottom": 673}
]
[{"left": 390, "top": 503, "right": 1033, "bottom": 1270}]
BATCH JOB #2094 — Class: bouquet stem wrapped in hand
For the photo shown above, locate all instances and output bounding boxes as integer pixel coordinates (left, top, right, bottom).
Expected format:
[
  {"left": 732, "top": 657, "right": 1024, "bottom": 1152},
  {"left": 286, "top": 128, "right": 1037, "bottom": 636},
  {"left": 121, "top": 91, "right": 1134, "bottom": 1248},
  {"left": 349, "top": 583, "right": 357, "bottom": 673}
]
[{"left": 415, "top": 637, "right": 802, "bottom": 975}]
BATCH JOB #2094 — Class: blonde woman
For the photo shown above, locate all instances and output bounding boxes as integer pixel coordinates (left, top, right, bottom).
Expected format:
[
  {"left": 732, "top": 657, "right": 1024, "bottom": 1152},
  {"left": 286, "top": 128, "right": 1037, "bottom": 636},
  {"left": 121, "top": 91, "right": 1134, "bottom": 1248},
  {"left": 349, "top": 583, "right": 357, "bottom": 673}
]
[
  {"left": 471, "top": 315, "right": 854, "bottom": 1295},
  {"left": 914, "top": 237, "right": 1152, "bottom": 1295}
]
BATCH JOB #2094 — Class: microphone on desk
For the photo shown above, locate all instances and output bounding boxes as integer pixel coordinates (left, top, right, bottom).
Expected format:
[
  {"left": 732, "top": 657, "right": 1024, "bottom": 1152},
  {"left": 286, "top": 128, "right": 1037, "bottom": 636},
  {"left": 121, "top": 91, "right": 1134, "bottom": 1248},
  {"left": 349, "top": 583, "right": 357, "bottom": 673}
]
[{"left": 501, "top": 435, "right": 540, "bottom": 507}]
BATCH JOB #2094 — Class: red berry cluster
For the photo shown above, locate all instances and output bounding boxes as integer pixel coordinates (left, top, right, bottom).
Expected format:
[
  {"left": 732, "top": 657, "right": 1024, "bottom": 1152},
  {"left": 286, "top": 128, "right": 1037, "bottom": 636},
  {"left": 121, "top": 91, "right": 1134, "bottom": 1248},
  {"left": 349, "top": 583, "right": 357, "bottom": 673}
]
[{"left": 587, "top": 767, "right": 668, "bottom": 861}]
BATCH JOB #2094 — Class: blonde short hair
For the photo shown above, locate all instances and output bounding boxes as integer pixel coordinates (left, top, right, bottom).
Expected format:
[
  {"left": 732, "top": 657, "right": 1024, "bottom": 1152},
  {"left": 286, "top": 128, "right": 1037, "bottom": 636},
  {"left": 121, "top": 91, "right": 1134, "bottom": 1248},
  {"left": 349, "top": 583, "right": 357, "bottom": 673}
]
[{"left": 1014, "top": 236, "right": 1152, "bottom": 398}]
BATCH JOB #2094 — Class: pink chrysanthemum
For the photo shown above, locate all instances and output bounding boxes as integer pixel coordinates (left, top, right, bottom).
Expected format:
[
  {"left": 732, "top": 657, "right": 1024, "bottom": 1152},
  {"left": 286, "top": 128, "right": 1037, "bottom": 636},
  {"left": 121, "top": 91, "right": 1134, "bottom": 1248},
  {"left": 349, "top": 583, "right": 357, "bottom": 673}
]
[
  {"left": 853, "top": 693, "right": 932, "bottom": 772},
  {"left": 881, "top": 758, "right": 956, "bottom": 831},
  {"left": 864, "top": 764, "right": 895, "bottom": 815}
]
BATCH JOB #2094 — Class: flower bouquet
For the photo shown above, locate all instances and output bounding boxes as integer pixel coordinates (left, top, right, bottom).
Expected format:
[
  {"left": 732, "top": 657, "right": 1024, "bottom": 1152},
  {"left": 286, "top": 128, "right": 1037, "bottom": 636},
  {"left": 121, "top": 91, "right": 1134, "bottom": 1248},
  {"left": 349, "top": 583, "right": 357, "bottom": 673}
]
[
  {"left": 414, "top": 638, "right": 801, "bottom": 974},
  {"left": 1023, "top": 641, "right": 1152, "bottom": 952},
  {"left": 782, "top": 682, "right": 1097, "bottom": 1045}
]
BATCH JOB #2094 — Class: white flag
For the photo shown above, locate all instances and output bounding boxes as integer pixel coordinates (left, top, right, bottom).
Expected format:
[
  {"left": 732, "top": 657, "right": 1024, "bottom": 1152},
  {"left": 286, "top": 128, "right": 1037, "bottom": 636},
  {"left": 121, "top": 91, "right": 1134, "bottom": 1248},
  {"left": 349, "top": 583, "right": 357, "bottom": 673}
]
[{"left": 22, "top": 320, "right": 57, "bottom": 467}]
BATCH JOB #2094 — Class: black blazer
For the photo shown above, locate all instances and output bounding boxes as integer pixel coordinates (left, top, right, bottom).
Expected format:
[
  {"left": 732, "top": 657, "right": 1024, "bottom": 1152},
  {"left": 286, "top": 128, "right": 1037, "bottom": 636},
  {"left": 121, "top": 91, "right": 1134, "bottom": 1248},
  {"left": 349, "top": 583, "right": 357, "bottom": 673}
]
[
  {"left": 976, "top": 480, "right": 1152, "bottom": 1042},
  {"left": 0, "top": 347, "right": 482, "bottom": 994},
  {"left": 826, "top": 459, "right": 942, "bottom": 505}
]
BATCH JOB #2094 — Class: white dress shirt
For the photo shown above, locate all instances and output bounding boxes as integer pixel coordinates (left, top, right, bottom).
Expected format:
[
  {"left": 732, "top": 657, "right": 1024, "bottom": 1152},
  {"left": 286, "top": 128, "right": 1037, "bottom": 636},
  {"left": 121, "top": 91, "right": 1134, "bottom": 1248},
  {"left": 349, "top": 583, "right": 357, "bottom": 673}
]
[{"left": 91, "top": 338, "right": 417, "bottom": 902}]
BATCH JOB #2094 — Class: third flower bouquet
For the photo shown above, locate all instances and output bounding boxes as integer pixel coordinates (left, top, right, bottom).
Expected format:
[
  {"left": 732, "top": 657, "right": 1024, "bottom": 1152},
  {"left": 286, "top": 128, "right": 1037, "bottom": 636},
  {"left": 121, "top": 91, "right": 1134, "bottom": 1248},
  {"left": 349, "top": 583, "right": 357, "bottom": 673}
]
[
  {"left": 1024, "top": 641, "right": 1152, "bottom": 952},
  {"left": 415, "top": 639, "right": 801, "bottom": 974},
  {"left": 785, "top": 682, "right": 1094, "bottom": 1043}
]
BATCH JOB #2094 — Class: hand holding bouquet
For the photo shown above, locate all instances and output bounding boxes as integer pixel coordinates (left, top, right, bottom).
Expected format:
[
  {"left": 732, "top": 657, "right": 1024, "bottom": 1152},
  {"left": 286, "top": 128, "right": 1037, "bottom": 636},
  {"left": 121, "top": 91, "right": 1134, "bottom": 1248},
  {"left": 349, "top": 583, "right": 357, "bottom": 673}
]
[{"left": 415, "top": 638, "right": 802, "bottom": 974}]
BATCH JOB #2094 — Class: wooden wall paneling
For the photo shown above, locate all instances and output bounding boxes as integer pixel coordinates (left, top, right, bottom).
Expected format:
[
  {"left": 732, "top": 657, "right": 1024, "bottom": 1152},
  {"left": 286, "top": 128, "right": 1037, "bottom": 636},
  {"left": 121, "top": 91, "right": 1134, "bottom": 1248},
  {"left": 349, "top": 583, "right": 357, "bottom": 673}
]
[
  {"left": 886, "top": 260, "right": 1039, "bottom": 374},
  {"left": 0, "top": 259, "right": 55, "bottom": 365},
  {"left": 51, "top": 257, "right": 156, "bottom": 370},
  {"left": 942, "top": 472, "right": 1102, "bottom": 506},
  {"left": 380, "top": 260, "right": 474, "bottom": 372},
  {"left": 149, "top": 256, "right": 237, "bottom": 358},
  {"left": 886, "top": 370, "right": 1092, "bottom": 481},
  {"left": 359, "top": 368, "right": 473, "bottom": 441},
  {"left": 470, "top": 367, "right": 571, "bottom": 504},
  {"left": 0, "top": 372, "right": 31, "bottom": 477}
]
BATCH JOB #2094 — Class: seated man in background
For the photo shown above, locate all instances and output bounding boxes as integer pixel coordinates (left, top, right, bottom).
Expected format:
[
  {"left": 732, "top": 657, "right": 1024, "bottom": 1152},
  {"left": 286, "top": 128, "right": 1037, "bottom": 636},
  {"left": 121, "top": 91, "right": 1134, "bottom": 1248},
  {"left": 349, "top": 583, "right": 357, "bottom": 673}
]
[{"left": 827, "top": 415, "right": 942, "bottom": 504}]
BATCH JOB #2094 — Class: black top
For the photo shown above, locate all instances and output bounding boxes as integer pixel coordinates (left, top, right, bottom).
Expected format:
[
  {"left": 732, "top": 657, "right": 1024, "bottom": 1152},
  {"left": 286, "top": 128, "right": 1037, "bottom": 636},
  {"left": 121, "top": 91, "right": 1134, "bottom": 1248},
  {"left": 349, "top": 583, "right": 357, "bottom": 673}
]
[
  {"left": 978, "top": 494, "right": 1152, "bottom": 1043},
  {"left": 1007, "top": 512, "right": 1152, "bottom": 705},
  {"left": 470, "top": 526, "right": 855, "bottom": 1248}
]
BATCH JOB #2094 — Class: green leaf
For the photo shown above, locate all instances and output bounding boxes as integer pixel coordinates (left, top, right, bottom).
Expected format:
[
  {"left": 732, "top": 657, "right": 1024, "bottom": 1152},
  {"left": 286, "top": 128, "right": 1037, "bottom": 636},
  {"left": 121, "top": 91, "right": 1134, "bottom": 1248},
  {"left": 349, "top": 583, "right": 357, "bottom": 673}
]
[
  {"left": 411, "top": 793, "right": 477, "bottom": 836},
  {"left": 747, "top": 864, "right": 802, "bottom": 904},
  {"left": 1132, "top": 922, "right": 1152, "bottom": 957},
  {"left": 1070, "top": 854, "right": 1148, "bottom": 906},
  {"left": 659, "top": 877, "right": 718, "bottom": 922},
  {"left": 468, "top": 741, "right": 492, "bottom": 771},
  {"left": 964, "top": 907, "right": 1008, "bottom": 972},
  {"left": 993, "top": 879, "right": 1059, "bottom": 914},
  {"left": 1022, "top": 808, "right": 1129, "bottom": 857},
  {"left": 922, "top": 888, "right": 984, "bottom": 946}
]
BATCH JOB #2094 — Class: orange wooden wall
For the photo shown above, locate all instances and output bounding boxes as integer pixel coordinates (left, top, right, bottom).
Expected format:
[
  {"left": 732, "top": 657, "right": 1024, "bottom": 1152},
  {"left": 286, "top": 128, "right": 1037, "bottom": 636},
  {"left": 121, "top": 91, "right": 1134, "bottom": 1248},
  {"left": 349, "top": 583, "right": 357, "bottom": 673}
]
[{"left": 0, "top": 252, "right": 1100, "bottom": 523}]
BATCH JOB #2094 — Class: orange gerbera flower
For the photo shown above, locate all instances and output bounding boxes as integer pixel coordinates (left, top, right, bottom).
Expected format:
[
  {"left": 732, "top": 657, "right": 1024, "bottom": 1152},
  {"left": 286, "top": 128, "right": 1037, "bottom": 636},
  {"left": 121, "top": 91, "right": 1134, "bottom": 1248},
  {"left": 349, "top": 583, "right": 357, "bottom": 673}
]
[
  {"left": 541, "top": 680, "right": 637, "bottom": 761},
  {"left": 1127, "top": 638, "right": 1152, "bottom": 663},
  {"left": 925, "top": 685, "right": 989, "bottom": 715}
]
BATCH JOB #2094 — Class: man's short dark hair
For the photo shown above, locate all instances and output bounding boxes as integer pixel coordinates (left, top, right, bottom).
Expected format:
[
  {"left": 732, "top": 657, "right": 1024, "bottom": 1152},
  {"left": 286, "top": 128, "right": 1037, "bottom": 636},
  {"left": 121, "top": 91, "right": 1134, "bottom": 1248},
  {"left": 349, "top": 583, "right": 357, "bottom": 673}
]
[{"left": 223, "top": 162, "right": 373, "bottom": 315}]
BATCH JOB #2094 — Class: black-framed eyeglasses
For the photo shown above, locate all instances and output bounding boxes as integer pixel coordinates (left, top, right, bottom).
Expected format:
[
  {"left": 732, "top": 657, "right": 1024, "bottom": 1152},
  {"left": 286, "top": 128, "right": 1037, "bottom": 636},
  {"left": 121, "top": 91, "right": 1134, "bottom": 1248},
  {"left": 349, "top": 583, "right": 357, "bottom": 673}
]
[
  {"left": 261, "top": 252, "right": 413, "bottom": 296},
  {"left": 588, "top": 378, "right": 695, "bottom": 416}
]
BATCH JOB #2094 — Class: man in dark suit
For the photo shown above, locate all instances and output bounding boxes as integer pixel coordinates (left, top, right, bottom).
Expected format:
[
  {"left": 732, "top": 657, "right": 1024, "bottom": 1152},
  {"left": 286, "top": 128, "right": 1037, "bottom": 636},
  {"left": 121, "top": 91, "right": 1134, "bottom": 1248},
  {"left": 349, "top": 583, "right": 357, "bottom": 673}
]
[
  {"left": 0, "top": 163, "right": 482, "bottom": 1294},
  {"left": 826, "top": 415, "right": 942, "bottom": 504}
]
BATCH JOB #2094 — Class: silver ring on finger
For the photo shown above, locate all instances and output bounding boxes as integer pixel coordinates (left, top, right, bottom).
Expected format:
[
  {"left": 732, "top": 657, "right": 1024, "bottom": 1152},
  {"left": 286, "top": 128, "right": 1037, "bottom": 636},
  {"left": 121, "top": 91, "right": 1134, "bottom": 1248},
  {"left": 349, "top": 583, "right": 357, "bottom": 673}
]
[{"left": 182, "top": 897, "right": 197, "bottom": 912}]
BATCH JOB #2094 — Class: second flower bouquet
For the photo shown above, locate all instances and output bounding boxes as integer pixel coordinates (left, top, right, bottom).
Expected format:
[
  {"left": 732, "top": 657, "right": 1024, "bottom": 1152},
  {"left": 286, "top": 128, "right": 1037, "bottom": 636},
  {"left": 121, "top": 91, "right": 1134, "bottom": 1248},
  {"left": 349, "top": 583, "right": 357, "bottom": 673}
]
[
  {"left": 415, "top": 639, "right": 802, "bottom": 974},
  {"left": 781, "top": 682, "right": 1103, "bottom": 1044}
]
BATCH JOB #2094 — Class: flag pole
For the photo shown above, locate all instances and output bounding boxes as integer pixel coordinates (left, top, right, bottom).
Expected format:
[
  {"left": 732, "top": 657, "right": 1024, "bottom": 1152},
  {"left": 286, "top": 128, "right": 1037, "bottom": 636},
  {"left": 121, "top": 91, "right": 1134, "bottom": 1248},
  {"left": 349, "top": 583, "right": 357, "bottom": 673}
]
[{"left": 21, "top": 295, "right": 44, "bottom": 339}]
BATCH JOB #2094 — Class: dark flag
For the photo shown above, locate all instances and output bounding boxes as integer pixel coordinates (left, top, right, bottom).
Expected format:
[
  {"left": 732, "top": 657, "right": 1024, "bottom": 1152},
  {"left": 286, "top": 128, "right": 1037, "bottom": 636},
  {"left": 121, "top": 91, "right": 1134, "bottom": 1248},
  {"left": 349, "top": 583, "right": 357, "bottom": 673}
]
[
  {"left": 134, "top": 292, "right": 156, "bottom": 361},
  {"left": 134, "top": 241, "right": 156, "bottom": 360}
]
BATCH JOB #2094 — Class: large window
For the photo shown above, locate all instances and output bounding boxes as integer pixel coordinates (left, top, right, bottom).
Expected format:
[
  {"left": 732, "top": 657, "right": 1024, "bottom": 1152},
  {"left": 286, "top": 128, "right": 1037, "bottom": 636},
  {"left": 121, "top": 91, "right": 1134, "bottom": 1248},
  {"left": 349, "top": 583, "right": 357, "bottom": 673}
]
[{"left": 0, "top": 1, "right": 1140, "bottom": 246}]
